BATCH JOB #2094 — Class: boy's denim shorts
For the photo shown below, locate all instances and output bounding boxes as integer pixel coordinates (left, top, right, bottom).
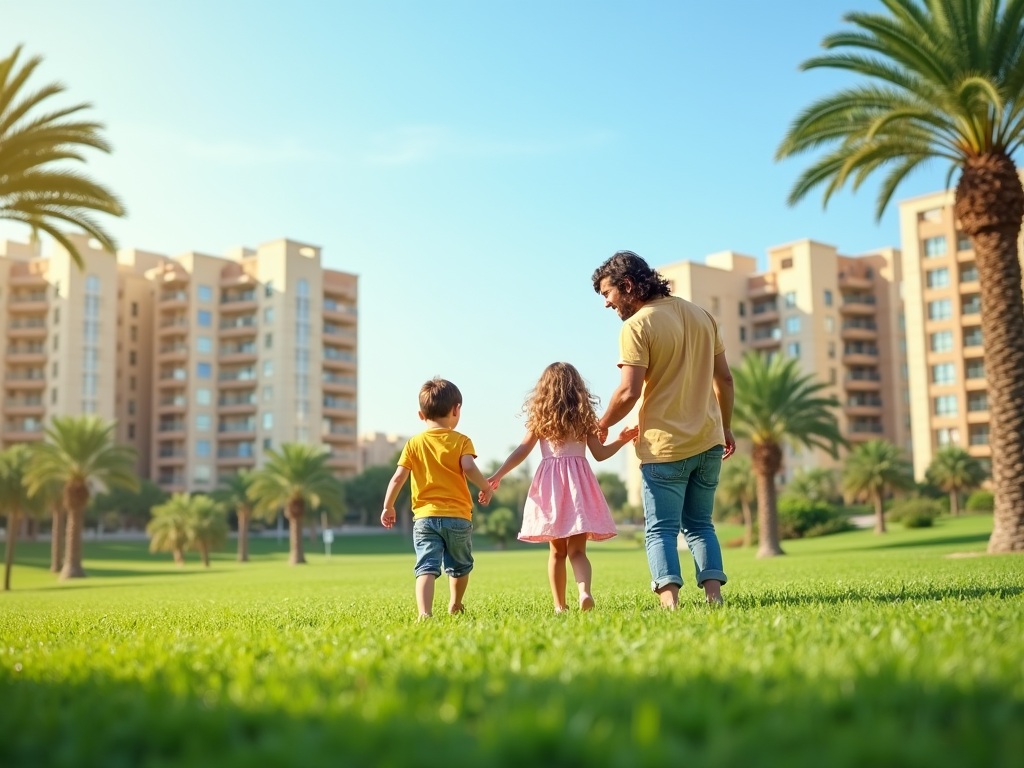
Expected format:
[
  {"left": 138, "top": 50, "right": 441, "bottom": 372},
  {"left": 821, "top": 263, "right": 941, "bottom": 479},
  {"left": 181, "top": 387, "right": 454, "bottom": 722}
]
[{"left": 412, "top": 516, "right": 474, "bottom": 578}]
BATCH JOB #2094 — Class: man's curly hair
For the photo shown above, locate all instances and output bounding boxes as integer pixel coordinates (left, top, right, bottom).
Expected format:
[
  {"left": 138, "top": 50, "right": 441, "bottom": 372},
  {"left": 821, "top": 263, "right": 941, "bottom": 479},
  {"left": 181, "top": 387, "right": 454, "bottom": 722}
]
[{"left": 591, "top": 250, "right": 671, "bottom": 301}]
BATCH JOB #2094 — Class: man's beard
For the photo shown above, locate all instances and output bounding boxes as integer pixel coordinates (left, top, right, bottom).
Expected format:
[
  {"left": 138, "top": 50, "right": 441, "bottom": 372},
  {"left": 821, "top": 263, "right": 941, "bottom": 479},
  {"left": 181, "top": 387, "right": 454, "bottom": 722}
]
[{"left": 617, "top": 296, "right": 641, "bottom": 320}]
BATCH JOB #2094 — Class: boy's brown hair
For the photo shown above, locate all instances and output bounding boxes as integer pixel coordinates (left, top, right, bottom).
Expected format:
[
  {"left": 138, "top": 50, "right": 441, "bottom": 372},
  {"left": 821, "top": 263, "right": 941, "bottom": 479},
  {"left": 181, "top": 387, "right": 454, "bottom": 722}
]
[{"left": 419, "top": 377, "right": 462, "bottom": 420}]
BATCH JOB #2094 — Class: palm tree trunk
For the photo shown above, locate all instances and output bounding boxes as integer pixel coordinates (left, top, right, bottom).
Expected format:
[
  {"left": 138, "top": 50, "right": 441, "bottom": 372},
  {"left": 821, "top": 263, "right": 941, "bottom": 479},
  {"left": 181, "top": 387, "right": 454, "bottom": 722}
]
[
  {"left": 949, "top": 490, "right": 960, "bottom": 517},
  {"left": 50, "top": 506, "right": 64, "bottom": 573},
  {"left": 174, "top": 547, "right": 184, "bottom": 566},
  {"left": 200, "top": 543, "right": 210, "bottom": 568},
  {"left": 60, "top": 481, "right": 89, "bottom": 580},
  {"left": 4, "top": 509, "right": 19, "bottom": 591},
  {"left": 288, "top": 498, "right": 306, "bottom": 565},
  {"left": 956, "top": 153, "right": 1024, "bottom": 554},
  {"left": 873, "top": 490, "right": 886, "bottom": 534},
  {"left": 753, "top": 443, "right": 784, "bottom": 557},
  {"left": 741, "top": 498, "right": 754, "bottom": 548},
  {"left": 237, "top": 507, "right": 250, "bottom": 562}
]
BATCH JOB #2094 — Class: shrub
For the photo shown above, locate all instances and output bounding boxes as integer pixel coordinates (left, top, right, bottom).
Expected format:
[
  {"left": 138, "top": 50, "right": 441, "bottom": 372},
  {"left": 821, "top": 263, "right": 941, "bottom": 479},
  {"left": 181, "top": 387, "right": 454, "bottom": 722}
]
[
  {"left": 888, "top": 498, "right": 942, "bottom": 528},
  {"left": 965, "top": 490, "right": 994, "bottom": 513},
  {"left": 777, "top": 498, "right": 848, "bottom": 539}
]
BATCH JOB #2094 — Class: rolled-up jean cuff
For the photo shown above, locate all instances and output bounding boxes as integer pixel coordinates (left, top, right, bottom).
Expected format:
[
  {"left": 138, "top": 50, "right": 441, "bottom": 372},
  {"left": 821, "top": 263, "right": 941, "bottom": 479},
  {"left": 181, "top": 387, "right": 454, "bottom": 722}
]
[
  {"left": 696, "top": 569, "right": 727, "bottom": 587},
  {"left": 651, "top": 576, "right": 683, "bottom": 592},
  {"left": 414, "top": 567, "right": 441, "bottom": 578}
]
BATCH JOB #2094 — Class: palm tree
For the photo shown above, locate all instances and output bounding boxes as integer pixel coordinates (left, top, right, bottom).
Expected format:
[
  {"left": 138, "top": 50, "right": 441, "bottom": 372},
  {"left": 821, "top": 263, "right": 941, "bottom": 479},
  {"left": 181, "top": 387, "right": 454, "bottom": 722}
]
[
  {"left": 717, "top": 455, "right": 757, "bottom": 548},
  {"left": 785, "top": 468, "right": 839, "bottom": 505},
  {"left": 0, "top": 46, "right": 125, "bottom": 268},
  {"left": 247, "top": 444, "right": 344, "bottom": 565},
  {"left": 926, "top": 446, "right": 988, "bottom": 516},
  {"left": 843, "top": 440, "right": 915, "bottom": 534},
  {"left": 38, "top": 480, "right": 65, "bottom": 574},
  {"left": 732, "top": 353, "right": 846, "bottom": 557},
  {"left": 24, "top": 416, "right": 138, "bottom": 579},
  {"left": 776, "top": 0, "right": 1024, "bottom": 553},
  {"left": 187, "top": 495, "right": 228, "bottom": 568},
  {"left": 212, "top": 471, "right": 255, "bottom": 562},
  {"left": 0, "top": 446, "right": 44, "bottom": 591},
  {"left": 147, "top": 494, "right": 191, "bottom": 566}
]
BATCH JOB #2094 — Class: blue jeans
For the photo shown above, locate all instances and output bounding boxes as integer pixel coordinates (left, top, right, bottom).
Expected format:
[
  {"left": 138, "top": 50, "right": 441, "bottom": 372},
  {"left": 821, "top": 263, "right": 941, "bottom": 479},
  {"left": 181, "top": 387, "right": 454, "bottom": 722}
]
[
  {"left": 640, "top": 445, "right": 728, "bottom": 591},
  {"left": 412, "top": 516, "right": 474, "bottom": 578}
]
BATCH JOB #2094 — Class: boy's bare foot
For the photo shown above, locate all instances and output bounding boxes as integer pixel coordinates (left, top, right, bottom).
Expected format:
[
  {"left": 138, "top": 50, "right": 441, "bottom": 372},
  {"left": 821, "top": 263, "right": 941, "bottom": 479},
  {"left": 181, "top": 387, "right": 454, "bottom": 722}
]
[
  {"left": 579, "top": 594, "right": 595, "bottom": 612},
  {"left": 448, "top": 603, "right": 465, "bottom": 615}
]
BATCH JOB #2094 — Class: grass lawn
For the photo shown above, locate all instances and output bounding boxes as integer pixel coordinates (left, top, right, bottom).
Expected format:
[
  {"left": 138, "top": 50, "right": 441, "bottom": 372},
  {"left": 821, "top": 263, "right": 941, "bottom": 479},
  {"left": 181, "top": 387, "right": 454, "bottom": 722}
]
[{"left": 1, "top": 515, "right": 1021, "bottom": 767}]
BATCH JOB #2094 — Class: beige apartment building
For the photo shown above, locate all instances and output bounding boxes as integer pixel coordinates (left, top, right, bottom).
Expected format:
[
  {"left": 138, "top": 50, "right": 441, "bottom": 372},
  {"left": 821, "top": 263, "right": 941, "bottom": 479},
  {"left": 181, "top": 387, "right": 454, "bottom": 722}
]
[
  {"left": 358, "top": 431, "right": 409, "bottom": 472},
  {"left": 625, "top": 239, "right": 910, "bottom": 505},
  {"left": 898, "top": 188, "right": 1024, "bottom": 480},
  {"left": 1, "top": 234, "right": 358, "bottom": 493}
]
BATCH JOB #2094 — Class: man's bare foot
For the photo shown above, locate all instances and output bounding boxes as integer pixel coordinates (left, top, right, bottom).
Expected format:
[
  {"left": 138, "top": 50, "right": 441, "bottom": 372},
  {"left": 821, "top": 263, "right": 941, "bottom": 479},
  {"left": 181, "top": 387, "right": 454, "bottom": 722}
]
[
  {"left": 579, "top": 594, "right": 595, "bottom": 612},
  {"left": 448, "top": 603, "right": 465, "bottom": 615}
]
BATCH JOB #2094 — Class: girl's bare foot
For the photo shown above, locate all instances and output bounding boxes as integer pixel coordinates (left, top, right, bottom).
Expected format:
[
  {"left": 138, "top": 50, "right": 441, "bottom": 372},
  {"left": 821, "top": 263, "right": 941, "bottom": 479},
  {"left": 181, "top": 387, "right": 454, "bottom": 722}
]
[
  {"left": 579, "top": 594, "right": 595, "bottom": 612},
  {"left": 554, "top": 605, "right": 568, "bottom": 614},
  {"left": 448, "top": 603, "right": 465, "bottom": 615},
  {"left": 418, "top": 612, "right": 433, "bottom": 621}
]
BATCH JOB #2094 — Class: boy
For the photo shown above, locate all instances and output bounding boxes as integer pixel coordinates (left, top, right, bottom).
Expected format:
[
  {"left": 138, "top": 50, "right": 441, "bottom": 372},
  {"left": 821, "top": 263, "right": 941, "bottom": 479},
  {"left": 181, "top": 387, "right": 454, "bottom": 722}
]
[{"left": 381, "top": 378, "right": 493, "bottom": 618}]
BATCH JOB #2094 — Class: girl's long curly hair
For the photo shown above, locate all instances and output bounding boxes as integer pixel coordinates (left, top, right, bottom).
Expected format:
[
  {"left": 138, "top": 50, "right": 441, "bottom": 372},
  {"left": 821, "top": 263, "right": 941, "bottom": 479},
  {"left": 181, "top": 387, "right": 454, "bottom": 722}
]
[{"left": 524, "top": 362, "right": 600, "bottom": 445}]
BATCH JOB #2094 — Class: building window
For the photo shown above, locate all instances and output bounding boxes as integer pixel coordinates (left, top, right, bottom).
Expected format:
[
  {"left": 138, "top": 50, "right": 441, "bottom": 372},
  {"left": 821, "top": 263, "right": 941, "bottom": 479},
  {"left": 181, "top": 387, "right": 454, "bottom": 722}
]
[
  {"left": 927, "top": 299, "right": 952, "bottom": 320},
  {"left": 738, "top": 302, "right": 746, "bottom": 317},
  {"left": 51, "top": 388, "right": 58, "bottom": 404},
  {"left": 263, "top": 412, "right": 274, "bottom": 430},
  {"left": 969, "top": 424, "right": 990, "bottom": 446},
  {"left": 264, "top": 280, "right": 274, "bottom": 298},
  {"left": 197, "top": 336, "right": 212, "bottom": 354},
  {"left": 931, "top": 363, "right": 955, "bottom": 385},
  {"left": 963, "top": 327, "right": 983, "bottom": 347},
  {"left": 920, "top": 208, "right": 943, "bottom": 222},
  {"left": 824, "top": 290, "right": 833, "bottom": 306},
  {"left": 263, "top": 361, "right": 273, "bottom": 377},
  {"left": 784, "top": 291, "right": 797, "bottom": 308},
  {"left": 129, "top": 351, "right": 137, "bottom": 366},
  {"left": 787, "top": 342, "right": 800, "bottom": 358},
  {"left": 829, "top": 367, "right": 837, "bottom": 384},
  {"left": 82, "top": 274, "right": 100, "bottom": 414},
  {"left": 130, "top": 325, "right": 137, "bottom": 342},
  {"left": 924, "top": 236, "right": 947, "bottom": 257},
  {"left": 196, "top": 440, "right": 211, "bottom": 458},
  {"left": 925, "top": 268, "right": 950, "bottom": 288},
  {"left": 934, "top": 395, "right": 958, "bottom": 416},
  {"left": 936, "top": 427, "right": 960, "bottom": 446},
  {"left": 961, "top": 293, "right": 981, "bottom": 315},
  {"left": 128, "top": 400, "right": 136, "bottom": 415},
  {"left": 960, "top": 264, "right": 979, "bottom": 283},
  {"left": 968, "top": 391, "right": 988, "bottom": 412},
  {"left": 54, "top": 307, "right": 60, "bottom": 324},
  {"left": 263, "top": 386, "right": 273, "bottom": 402},
  {"left": 957, "top": 232, "right": 972, "bottom": 251},
  {"left": 197, "top": 310, "right": 212, "bottom": 327},
  {"left": 196, "top": 388, "right": 211, "bottom": 405},
  {"left": 780, "top": 258, "right": 793, "bottom": 269},
  {"left": 128, "top": 424, "right": 135, "bottom": 439},
  {"left": 194, "top": 465, "right": 212, "bottom": 484},
  {"left": 130, "top": 376, "right": 136, "bottom": 391},
  {"left": 265, "top": 333, "right": 273, "bottom": 349},
  {"left": 196, "top": 414, "right": 211, "bottom": 431},
  {"left": 197, "top": 362, "right": 212, "bottom": 379},
  {"left": 930, "top": 330, "right": 954, "bottom": 352},
  {"left": 827, "top": 341, "right": 836, "bottom": 359},
  {"left": 966, "top": 359, "right": 985, "bottom": 379},
  {"left": 263, "top": 438, "right": 272, "bottom": 450},
  {"left": 264, "top": 307, "right": 274, "bottom": 323},
  {"left": 738, "top": 327, "right": 746, "bottom": 342},
  {"left": 785, "top": 316, "right": 801, "bottom": 335},
  {"left": 131, "top": 301, "right": 138, "bottom": 317},
  {"left": 824, "top": 316, "right": 834, "bottom": 333},
  {"left": 197, "top": 285, "right": 213, "bottom": 303}
]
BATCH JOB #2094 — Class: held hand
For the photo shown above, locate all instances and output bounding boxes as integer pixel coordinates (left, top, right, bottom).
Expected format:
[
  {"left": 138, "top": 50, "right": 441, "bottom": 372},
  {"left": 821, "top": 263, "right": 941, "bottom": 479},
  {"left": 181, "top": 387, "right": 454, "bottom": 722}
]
[
  {"left": 618, "top": 425, "right": 639, "bottom": 444},
  {"left": 722, "top": 428, "right": 736, "bottom": 460},
  {"left": 478, "top": 486, "right": 494, "bottom": 506},
  {"left": 487, "top": 475, "right": 501, "bottom": 490},
  {"left": 380, "top": 507, "right": 397, "bottom": 529},
  {"left": 597, "top": 423, "right": 609, "bottom": 444}
]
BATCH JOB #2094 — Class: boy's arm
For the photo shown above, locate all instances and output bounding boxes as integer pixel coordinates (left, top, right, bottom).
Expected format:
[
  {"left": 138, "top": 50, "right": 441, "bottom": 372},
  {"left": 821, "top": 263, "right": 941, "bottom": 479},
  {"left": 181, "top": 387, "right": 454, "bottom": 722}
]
[
  {"left": 460, "top": 455, "right": 494, "bottom": 505},
  {"left": 587, "top": 425, "right": 639, "bottom": 462},
  {"left": 488, "top": 431, "right": 538, "bottom": 487},
  {"left": 381, "top": 466, "right": 411, "bottom": 528}
]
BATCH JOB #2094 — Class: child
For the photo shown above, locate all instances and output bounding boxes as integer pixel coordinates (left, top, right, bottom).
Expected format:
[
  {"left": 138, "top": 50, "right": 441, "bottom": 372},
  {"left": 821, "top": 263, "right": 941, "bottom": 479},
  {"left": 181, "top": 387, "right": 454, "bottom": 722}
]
[
  {"left": 381, "top": 378, "right": 494, "bottom": 619},
  {"left": 488, "top": 362, "right": 638, "bottom": 613}
]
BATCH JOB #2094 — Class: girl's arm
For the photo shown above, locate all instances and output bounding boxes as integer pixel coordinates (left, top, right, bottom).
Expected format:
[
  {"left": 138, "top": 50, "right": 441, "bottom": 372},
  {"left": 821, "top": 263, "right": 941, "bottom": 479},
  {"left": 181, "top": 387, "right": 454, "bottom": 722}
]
[
  {"left": 487, "top": 431, "right": 538, "bottom": 487},
  {"left": 587, "top": 425, "right": 639, "bottom": 462}
]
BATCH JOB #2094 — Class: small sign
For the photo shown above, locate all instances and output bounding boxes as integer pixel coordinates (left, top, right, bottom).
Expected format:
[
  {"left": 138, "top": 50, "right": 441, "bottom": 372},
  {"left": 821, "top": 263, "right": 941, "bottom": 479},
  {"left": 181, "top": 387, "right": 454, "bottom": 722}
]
[{"left": 322, "top": 529, "right": 335, "bottom": 544}]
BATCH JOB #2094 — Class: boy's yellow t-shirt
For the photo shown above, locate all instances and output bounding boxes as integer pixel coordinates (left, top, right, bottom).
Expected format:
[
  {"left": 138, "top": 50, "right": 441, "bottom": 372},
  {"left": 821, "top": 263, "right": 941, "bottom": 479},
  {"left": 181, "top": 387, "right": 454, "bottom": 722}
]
[{"left": 398, "top": 428, "right": 477, "bottom": 520}]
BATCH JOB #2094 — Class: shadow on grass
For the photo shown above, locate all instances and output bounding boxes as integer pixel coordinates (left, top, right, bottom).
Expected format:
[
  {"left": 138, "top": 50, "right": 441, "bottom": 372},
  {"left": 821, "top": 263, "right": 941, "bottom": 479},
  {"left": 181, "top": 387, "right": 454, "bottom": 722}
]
[
  {"left": 1, "top": 665, "right": 1020, "bottom": 768},
  {"left": 820, "top": 532, "right": 991, "bottom": 555},
  {"left": 729, "top": 582, "right": 1023, "bottom": 609}
]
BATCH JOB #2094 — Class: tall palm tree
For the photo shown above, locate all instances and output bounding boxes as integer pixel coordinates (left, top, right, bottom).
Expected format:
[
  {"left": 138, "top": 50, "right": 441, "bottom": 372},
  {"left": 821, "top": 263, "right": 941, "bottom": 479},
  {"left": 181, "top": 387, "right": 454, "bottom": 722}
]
[
  {"left": 776, "top": 0, "right": 1024, "bottom": 553},
  {"left": 0, "top": 46, "right": 125, "bottom": 268},
  {"left": 785, "top": 468, "right": 839, "bottom": 505},
  {"left": 147, "top": 494, "right": 191, "bottom": 566},
  {"left": 247, "top": 444, "right": 344, "bottom": 565},
  {"left": 25, "top": 416, "right": 138, "bottom": 579},
  {"left": 38, "top": 480, "right": 65, "bottom": 574},
  {"left": 926, "top": 446, "right": 988, "bottom": 516},
  {"left": 212, "top": 471, "right": 255, "bottom": 562},
  {"left": 717, "top": 454, "right": 757, "bottom": 548},
  {"left": 732, "top": 353, "right": 846, "bottom": 558},
  {"left": 0, "top": 446, "right": 44, "bottom": 591},
  {"left": 843, "top": 440, "right": 915, "bottom": 534},
  {"left": 187, "top": 495, "right": 228, "bottom": 568}
]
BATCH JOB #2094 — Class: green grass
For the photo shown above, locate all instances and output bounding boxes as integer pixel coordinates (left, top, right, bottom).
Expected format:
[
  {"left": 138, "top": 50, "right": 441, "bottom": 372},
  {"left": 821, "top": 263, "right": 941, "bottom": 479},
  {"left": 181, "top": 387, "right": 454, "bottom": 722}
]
[{"left": 2, "top": 515, "right": 1022, "bottom": 767}]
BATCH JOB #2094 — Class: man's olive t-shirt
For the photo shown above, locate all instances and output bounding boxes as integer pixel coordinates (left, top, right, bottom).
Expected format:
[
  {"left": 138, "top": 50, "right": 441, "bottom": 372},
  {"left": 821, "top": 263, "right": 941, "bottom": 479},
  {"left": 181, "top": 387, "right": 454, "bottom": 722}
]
[{"left": 618, "top": 296, "right": 726, "bottom": 463}]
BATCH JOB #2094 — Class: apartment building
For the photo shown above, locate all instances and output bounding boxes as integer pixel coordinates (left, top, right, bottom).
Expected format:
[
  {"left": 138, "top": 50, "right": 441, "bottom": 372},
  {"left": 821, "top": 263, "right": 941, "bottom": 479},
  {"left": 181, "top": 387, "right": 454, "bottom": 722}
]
[
  {"left": 624, "top": 240, "right": 909, "bottom": 505},
  {"left": 898, "top": 188, "right": 1024, "bottom": 480},
  {"left": 357, "top": 432, "right": 409, "bottom": 472},
  {"left": 0, "top": 234, "right": 359, "bottom": 493}
]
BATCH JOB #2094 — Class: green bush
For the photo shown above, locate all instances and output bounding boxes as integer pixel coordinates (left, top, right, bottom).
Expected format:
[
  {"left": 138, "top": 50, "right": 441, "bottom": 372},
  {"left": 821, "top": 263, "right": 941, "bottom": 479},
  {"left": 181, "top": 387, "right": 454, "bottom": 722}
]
[
  {"left": 888, "top": 498, "right": 942, "bottom": 528},
  {"left": 965, "top": 490, "right": 994, "bottom": 512},
  {"left": 777, "top": 498, "right": 849, "bottom": 539}
]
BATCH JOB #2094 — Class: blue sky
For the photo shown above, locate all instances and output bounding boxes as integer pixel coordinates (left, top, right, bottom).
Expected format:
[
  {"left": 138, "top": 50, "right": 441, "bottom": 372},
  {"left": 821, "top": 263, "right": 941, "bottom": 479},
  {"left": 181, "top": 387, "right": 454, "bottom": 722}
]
[{"left": 2, "top": 1, "right": 954, "bottom": 473}]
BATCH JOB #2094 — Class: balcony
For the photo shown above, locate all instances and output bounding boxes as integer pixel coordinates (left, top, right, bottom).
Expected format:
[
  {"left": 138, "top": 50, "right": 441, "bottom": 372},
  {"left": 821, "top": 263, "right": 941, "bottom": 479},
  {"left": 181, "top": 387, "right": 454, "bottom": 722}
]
[
  {"left": 840, "top": 294, "right": 877, "bottom": 315},
  {"left": 842, "top": 343, "right": 880, "bottom": 365},
  {"left": 217, "top": 443, "right": 256, "bottom": 466},
  {"left": 156, "top": 472, "right": 186, "bottom": 489},
  {"left": 7, "top": 318, "right": 46, "bottom": 339},
  {"left": 323, "top": 396, "right": 355, "bottom": 416},
  {"left": 7, "top": 272, "right": 47, "bottom": 288},
  {"left": 961, "top": 295, "right": 981, "bottom": 317},
  {"left": 3, "top": 396, "right": 45, "bottom": 416},
  {"left": 845, "top": 395, "right": 883, "bottom": 417},
  {"left": 158, "top": 394, "right": 187, "bottom": 413},
  {"left": 746, "top": 274, "right": 778, "bottom": 298},
  {"left": 220, "top": 290, "right": 257, "bottom": 313},
  {"left": 217, "top": 368, "right": 257, "bottom": 389},
  {"left": 323, "top": 423, "right": 356, "bottom": 443},
  {"left": 4, "top": 369, "right": 46, "bottom": 389},
  {"left": 2, "top": 419, "right": 44, "bottom": 442},
  {"left": 323, "top": 372, "right": 356, "bottom": 392},
  {"left": 751, "top": 326, "right": 781, "bottom": 349},
  {"left": 841, "top": 319, "right": 878, "bottom": 341},
  {"left": 158, "top": 317, "right": 189, "bottom": 337},
  {"left": 158, "top": 342, "right": 189, "bottom": 361},
  {"left": 218, "top": 420, "right": 256, "bottom": 438},
  {"left": 155, "top": 446, "right": 186, "bottom": 465},
  {"left": 848, "top": 421, "right": 884, "bottom": 441},
  {"left": 5, "top": 344, "right": 47, "bottom": 364},
  {"left": 8, "top": 292, "right": 48, "bottom": 312},
  {"left": 323, "top": 323, "right": 356, "bottom": 341},
  {"left": 218, "top": 393, "right": 257, "bottom": 414},
  {"left": 845, "top": 370, "right": 882, "bottom": 391},
  {"left": 160, "top": 290, "right": 189, "bottom": 309},
  {"left": 323, "top": 299, "right": 358, "bottom": 323},
  {"left": 157, "top": 421, "right": 186, "bottom": 436},
  {"left": 750, "top": 301, "right": 779, "bottom": 324},
  {"left": 159, "top": 368, "right": 187, "bottom": 381},
  {"left": 323, "top": 348, "right": 356, "bottom": 369},
  {"left": 219, "top": 342, "right": 258, "bottom": 364},
  {"left": 218, "top": 315, "right": 258, "bottom": 338}
]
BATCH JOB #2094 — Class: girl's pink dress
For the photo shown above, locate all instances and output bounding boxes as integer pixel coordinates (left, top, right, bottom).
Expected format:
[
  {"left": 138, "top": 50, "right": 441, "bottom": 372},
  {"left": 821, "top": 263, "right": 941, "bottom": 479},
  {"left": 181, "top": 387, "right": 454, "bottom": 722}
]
[{"left": 518, "top": 439, "right": 618, "bottom": 543}]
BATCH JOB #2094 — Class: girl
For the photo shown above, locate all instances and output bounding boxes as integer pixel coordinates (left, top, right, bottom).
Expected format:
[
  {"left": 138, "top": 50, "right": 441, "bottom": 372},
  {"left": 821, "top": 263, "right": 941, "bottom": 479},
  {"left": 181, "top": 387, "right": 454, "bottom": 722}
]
[{"left": 488, "top": 362, "right": 638, "bottom": 613}]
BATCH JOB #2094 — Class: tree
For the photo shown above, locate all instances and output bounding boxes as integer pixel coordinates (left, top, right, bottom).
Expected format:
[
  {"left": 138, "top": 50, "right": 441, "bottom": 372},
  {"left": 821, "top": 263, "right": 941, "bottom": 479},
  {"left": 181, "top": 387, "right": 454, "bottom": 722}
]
[
  {"left": 0, "top": 46, "right": 125, "bottom": 268},
  {"left": 342, "top": 465, "right": 396, "bottom": 527},
  {"left": 596, "top": 472, "right": 628, "bottom": 515},
  {"left": 37, "top": 480, "right": 65, "bottom": 573},
  {"left": 477, "top": 507, "right": 518, "bottom": 550},
  {"left": 717, "top": 455, "right": 757, "bottom": 548},
  {"left": 0, "top": 446, "right": 44, "bottom": 590},
  {"left": 186, "top": 495, "right": 228, "bottom": 568},
  {"left": 147, "top": 494, "right": 191, "bottom": 566},
  {"left": 89, "top": 480, "right": 168, "bottom": 531},
  {"left": 842, "top": 440, "right": 915, "bottom": 534},
  {"left": 248, "top": 444, "right": 344, "bottom": 565},
  {"left": 24, "top": 416, "right": 138, "bottom": 579},
  {"left": 784, "top": 468, "right": 839, "bottom": 505},
  {"left": 776, "top": 0, "right": 1024, "bottom": 553},
  {"left": 926, "top": 447, "right": 988, "bottom": 516},
  {"left": 212, "top": 471, "right": 255, "bottom": 562},
  {"left": 732, "top": 353, "right": 846, "bottom": 557}
]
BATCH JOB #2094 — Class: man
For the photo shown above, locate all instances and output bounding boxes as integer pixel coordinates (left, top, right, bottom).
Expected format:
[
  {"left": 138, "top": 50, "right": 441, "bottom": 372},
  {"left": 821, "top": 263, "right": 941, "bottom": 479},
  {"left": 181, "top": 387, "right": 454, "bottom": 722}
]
[{"left": 593, "top": 250, "right": 735, "bottom": 607}]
